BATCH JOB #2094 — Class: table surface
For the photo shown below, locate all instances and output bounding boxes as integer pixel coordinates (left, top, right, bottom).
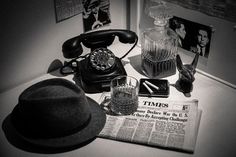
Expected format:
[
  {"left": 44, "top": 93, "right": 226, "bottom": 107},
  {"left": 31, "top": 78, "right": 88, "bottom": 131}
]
[{"left": 1, "top": 45, "right": 236, "bottom": 157}]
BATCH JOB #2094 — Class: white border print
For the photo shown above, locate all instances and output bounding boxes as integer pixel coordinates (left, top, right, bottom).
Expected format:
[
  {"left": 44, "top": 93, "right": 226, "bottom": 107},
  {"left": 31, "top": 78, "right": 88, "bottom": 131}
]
[{"left": 169, "top": 16, "right": 212, "bottom": 59}]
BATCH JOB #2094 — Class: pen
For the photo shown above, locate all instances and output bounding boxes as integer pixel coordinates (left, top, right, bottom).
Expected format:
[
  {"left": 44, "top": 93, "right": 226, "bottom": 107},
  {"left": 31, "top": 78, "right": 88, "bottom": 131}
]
[
  {"left": 144, "top": 80, "right": 159, "bottom": 90},
  {"left": 143, "top": 82, "right": 154, "bottom": 94}
]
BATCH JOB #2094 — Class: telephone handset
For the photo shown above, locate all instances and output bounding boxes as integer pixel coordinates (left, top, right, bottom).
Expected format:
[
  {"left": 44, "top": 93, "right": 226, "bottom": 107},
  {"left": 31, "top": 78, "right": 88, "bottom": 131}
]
[{"left": 60, "top": 29, "right": 138, "bottom": 93}]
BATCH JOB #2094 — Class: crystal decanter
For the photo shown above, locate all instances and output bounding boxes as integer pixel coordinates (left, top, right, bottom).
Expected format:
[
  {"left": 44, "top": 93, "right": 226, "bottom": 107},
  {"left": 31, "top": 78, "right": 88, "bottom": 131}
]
[{"left": 141, "top": 2, "right": 178, "bottom": 78}]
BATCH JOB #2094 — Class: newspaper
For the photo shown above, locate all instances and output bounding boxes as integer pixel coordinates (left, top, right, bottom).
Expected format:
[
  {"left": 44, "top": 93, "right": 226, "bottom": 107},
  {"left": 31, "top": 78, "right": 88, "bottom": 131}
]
[{"left": 98, "top": 93, "right": 202, "bottom": 153}]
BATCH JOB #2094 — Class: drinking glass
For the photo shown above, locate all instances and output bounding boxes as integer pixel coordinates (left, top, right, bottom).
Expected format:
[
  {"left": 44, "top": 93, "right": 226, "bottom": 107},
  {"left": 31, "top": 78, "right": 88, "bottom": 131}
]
[{"left": 110, "top": 76, "right": 139, "bottom": 115}]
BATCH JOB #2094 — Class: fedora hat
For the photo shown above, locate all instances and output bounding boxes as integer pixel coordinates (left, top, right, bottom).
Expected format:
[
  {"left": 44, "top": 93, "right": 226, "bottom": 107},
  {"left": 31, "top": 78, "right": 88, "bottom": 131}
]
[{"left": 2, "top": 78, "right": 106, "bottom": 152}]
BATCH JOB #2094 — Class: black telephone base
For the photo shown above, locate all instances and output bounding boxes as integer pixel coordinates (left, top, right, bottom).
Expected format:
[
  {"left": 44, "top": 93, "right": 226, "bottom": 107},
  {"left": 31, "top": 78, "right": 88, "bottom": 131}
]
[{"left": 78, "top": 57, "right": 127, "bottom": 93}]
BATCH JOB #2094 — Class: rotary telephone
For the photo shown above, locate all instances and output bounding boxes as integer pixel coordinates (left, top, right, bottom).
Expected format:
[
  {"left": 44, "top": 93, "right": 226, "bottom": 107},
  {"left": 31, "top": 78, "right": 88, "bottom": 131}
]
[{"left": 60, "top": 29, "right": 138, "bottom": 93}]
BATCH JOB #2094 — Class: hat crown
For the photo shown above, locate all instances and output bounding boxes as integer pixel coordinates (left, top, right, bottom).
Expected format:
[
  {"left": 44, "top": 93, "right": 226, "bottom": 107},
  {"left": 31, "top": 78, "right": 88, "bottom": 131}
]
[
  {"left": 27, "top": 85, "right": 77, "bottom": 99},
  {"left": 11, "top": 78, "right": 91, "bottom": 139}
]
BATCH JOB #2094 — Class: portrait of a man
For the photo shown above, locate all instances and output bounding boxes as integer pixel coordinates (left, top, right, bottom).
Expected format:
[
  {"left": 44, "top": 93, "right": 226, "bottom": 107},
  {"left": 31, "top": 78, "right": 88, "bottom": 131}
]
[
  {"left": 82, "top": 0, "right": 111, "bottom": 32},
  {"left": 190, "top": 28, "right": 211, "bottom": 58},
  {"left": 169, "top": 16, "right": 212, "bottom": 59}
]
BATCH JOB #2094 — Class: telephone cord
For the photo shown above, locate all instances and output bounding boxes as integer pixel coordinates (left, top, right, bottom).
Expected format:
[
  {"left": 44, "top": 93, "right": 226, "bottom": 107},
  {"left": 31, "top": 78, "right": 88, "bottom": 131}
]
[{"left": 119, "top": 36, "right": 138, "bottom": 60}]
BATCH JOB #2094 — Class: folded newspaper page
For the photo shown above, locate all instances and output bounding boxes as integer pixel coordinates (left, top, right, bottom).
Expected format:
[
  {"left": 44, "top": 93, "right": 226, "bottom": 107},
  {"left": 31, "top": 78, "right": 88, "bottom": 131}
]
[{"left": 98, "top": 93, "right": 202, "bottom": 153}]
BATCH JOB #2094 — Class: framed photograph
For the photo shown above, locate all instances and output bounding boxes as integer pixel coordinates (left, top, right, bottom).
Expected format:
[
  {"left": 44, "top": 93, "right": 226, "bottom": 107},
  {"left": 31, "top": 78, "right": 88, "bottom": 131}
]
[
  {"left": 82, "top": 0, "right": 111, "bottom": 32},
  {"left": 169, "top": 16, "right": 212, "bottom": 59}
]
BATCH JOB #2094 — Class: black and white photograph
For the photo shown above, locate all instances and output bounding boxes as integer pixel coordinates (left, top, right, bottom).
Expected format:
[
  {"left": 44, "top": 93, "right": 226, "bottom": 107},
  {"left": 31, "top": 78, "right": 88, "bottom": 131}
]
[
  {"left": 1, "top": 0, "right": 236, "bottom": 157},
  {"left": 169, "top": 16, "right": 212, "bottom": 59},
  {"left": 82, "top": 0, "right": 111, "bottom": 32}
]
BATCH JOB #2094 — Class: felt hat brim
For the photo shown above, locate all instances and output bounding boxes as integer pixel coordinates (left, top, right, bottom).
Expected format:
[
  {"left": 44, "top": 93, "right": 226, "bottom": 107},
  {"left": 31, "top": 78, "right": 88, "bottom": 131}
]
[{"left": 2, "top": 97, "right": 106, "bottom": 153}]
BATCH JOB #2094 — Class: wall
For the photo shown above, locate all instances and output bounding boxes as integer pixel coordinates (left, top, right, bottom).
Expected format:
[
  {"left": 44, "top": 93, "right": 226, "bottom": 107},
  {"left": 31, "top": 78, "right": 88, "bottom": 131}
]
[
  {"left": 131, "top": 0, "right": 236, "bottom": 87},
  {"left": 0, "top": 0, "right": 127, "bottom": 92}
]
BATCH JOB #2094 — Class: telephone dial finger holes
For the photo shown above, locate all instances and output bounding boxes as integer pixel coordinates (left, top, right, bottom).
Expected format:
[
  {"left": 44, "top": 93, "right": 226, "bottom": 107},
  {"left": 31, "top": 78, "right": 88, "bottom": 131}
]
[{"left": 90, "top": 48, "right": 115, "bottom": 71}]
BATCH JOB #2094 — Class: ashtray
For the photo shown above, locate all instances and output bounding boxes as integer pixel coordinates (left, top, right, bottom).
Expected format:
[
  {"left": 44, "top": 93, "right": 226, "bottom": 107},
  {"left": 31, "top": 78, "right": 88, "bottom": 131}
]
[{"left": 138, "top": 78, "right": 169, "bottom": 98}]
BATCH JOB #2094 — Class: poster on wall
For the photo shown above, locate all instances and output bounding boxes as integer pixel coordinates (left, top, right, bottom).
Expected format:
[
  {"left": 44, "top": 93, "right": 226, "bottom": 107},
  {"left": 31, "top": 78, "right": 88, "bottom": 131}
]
[
  {"left": 54, "top": 0, "right": 83, "bottom": 22},
  {"left": 82, "top": 0, "right": 111, "bottom": 32},
  {"left": 169, "top": 16, "right": 212, "bottom": 59}
]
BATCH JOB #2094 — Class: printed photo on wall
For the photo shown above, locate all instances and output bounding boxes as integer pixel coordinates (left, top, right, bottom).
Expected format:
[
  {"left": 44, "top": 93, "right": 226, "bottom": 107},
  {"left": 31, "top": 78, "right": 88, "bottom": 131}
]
[
  {"left": 82, "top": 0, "right": 111, "bottom": 32},
  {"left": 169, "top": 16, "right": 212, "bottom": 59}
]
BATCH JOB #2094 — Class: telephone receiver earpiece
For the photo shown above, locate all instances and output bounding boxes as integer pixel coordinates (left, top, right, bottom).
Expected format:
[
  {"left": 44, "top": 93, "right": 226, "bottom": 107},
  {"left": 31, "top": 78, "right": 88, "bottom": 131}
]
[
  {"left": 114, "top": 30, "right": 138, "bottom": 44},
  {"left": 62, "top": 36, "right": 83, "bottom": 59}
]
